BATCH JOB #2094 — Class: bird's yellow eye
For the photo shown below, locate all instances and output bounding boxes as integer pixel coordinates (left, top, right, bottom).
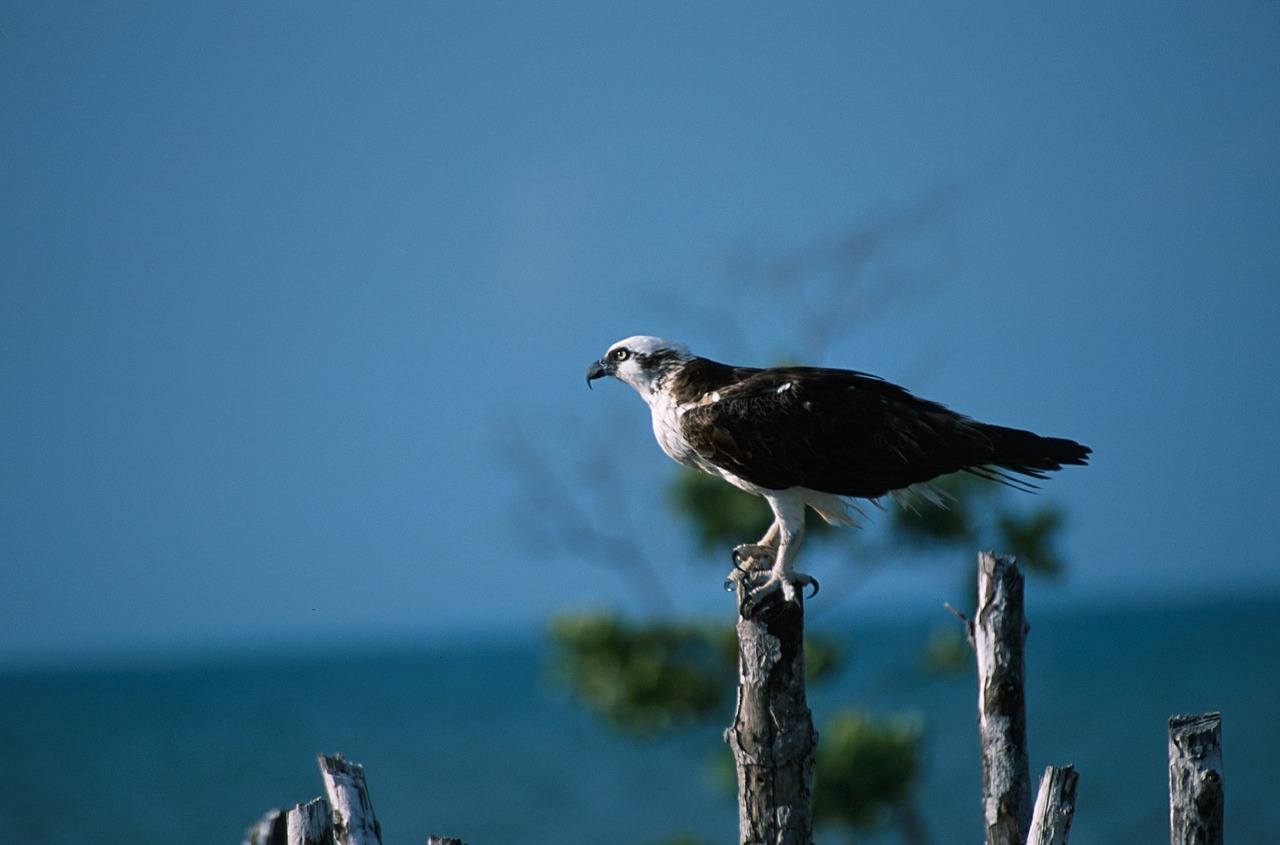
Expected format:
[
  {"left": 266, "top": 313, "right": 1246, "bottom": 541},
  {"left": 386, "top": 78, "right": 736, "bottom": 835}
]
[{"left": 610, "top": 348, "right": 630, "bottom": 362}]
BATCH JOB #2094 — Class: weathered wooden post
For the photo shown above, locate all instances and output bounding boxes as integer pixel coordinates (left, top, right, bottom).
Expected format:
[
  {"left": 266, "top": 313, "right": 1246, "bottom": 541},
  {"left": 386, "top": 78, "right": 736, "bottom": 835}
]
[
  {"left": 243, "top": 798, "right": 334, "bottom": 845},
  {"left": 724, "top": 550, "right": 818, "bottom": 845},
  {"left": 242, "top": 796, "right": 334, "bottom": 845},
  {"left": 292, "top": 798, "right": 336, "bottom": 845},
  {"left": 319, "top": 755, "right": 382, "bottom": 845},
  {"left": 972, "top": 551, "right": 1032, "bottom": 845},
  {"left": 1026, "top": 765, "right": 1079, "bottom": 845},
  {"left": 242, "top": 755, "right": 388, "bottom": 845},
  {"left": 1168, "top": 712, "right": 1223, "bottom": 845}
]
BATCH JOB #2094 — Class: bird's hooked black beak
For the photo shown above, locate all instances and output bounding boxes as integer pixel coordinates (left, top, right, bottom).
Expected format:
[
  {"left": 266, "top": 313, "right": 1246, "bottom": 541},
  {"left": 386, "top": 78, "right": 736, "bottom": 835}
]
[{"left": 586, "top": 359, "right": 611, "bottom": 389}]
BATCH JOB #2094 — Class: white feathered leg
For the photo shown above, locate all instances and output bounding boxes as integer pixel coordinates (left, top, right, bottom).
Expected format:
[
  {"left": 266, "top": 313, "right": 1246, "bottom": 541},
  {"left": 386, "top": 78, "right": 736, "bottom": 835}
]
[{"left": 729, "top": 491, "right": 817, "bottom": 607}]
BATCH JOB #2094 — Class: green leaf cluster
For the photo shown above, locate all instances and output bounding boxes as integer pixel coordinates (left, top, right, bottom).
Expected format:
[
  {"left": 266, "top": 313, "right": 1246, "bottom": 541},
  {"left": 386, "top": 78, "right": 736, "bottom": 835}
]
[
  {"left": 667, "top": 468, "right": 842, "bottom": 553},
  {"left": 889, "top": 472, "right": 1067, "bottom": 578},
  {"left": 812, "top": 710, "right": 923, "bottom": 831},
  {"left": 553, "top": 466, "right": 1073, "bottom": 842},
  {"left": 550, "top": 612, "right": 929, "bottom": 835},
  {"left": 549, "top": 613, "right": 846, "bottom": 737},
  {"left": 666, "top": 469, "right": 773, "bottom": 552},
  {"left": 548, "top": 613, "right": 736, "bottom": 736}
]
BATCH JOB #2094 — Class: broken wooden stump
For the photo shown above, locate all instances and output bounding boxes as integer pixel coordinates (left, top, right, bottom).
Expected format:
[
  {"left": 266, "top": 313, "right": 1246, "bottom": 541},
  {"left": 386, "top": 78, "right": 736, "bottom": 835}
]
[{"left": 1168, "top": 712, "right": 1223, "bottom": 845}]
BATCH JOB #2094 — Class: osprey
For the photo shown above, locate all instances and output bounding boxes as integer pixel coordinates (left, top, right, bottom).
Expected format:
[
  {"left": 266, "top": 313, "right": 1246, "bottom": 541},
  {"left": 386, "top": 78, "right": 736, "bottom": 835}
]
[{"left": 586, "top": 336, "right": 1090, "bottom": 607}]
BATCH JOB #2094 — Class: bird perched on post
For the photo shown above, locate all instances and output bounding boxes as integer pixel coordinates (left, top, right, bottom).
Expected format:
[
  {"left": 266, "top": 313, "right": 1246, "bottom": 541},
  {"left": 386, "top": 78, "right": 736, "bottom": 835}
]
[{"left": 586, "top": 336, "right": 1090, "bottom": 610}]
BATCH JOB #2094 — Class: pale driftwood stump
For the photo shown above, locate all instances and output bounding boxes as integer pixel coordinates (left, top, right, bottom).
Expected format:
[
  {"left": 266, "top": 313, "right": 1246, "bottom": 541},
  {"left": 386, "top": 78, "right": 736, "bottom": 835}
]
[
  {"left": 1168, "top": 712, "right": 1223, "bottom": 845},
  {"left": 724, "top": 551, "right": 818, "bottom": 845},
  {"left": 289, "top": 797, "right": 336, "bottom": 845},
  {"left": 244, "top": 755, "right": 471, "bottom": 845},
  {"left": 1026, "top": 765, "right": 1079, "bottom": 845},
  {"left": 242, "top": 797, "right": 334, "bottom": 845},
  {"left": 319, "top": 754, "right": 382, "bottom": 845},
  {"left": 973, "top": 551, "right": 1032, "bottom": 845}
]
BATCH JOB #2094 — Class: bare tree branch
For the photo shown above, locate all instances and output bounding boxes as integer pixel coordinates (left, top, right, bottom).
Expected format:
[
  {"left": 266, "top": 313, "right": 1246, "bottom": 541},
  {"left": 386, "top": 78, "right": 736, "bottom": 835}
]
[
  {"left": 653, "top": 180, "right": 965, "bottom": 366},
  {"left": 498, "top": 418, "right": 675, "bottom": 613}
]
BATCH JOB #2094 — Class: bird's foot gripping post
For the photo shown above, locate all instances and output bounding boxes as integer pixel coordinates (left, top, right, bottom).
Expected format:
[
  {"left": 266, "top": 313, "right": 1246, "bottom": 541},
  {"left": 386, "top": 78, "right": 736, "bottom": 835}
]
[
  {"left": 727, "top": 545, "right": 819, "bottom": 618},
  {"left": 725, "top": 548, "right": 818, "bottom": 845}
]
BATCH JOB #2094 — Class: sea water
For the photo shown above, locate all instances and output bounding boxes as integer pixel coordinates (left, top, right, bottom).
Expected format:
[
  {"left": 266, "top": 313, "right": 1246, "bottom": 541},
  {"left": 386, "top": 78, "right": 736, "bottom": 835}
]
[{"left": 2, "top": 598, "right": 1277, "bottom": 845}]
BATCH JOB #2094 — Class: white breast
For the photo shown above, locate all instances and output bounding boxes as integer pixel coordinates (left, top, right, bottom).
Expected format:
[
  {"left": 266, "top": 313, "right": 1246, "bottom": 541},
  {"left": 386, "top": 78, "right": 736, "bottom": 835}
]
[
  {"left": 646, "top": 389, "right": 704, "bottom": 470},
  {"left": 647, "top": 382, "right": 730, "bottom": 469}
]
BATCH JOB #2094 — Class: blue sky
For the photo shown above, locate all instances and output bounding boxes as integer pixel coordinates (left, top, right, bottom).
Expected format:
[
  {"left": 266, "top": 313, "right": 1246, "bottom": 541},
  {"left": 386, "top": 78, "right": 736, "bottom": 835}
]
[{"left": 2, "top": 3, "right": 1278, "bottom": 664}]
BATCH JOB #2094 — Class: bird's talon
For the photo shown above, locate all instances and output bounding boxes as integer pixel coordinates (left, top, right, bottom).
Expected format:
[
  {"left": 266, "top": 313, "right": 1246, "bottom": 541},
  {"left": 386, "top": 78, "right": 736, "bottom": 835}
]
[
  {"left": 736, "top": 569, "right": 818, "bottom": 611},
  {"left": 806, "top": 576, "right": 820, "bottom": 598}
]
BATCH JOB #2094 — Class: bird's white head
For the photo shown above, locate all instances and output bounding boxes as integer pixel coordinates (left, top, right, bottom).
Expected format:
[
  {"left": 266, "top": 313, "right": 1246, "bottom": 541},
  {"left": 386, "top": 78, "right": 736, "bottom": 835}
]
[{"left": 586, "top": 336, "right": 693, "bottom": 396}]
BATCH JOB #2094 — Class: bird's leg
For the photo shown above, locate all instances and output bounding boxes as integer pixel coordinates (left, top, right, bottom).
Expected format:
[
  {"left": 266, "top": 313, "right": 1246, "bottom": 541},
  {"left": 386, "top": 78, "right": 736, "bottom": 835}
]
[
  {"left": 750, "top": 516, "right": 817, "bottom": 604},
  {"left": 726, "top": 495, "right": 818, "bottom": 612}
]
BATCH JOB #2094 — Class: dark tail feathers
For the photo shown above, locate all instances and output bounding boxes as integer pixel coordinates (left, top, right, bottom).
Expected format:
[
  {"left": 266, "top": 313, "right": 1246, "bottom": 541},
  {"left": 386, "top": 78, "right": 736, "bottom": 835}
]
[{"left": 971, "top": 423, "right": 1091, "bottom": 489}]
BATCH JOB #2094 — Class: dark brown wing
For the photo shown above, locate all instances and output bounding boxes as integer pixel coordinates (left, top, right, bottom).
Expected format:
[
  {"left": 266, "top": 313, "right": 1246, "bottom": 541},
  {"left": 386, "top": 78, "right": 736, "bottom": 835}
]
[{"left": 680, "top": 367, "right": 1004, "bottom": 497}]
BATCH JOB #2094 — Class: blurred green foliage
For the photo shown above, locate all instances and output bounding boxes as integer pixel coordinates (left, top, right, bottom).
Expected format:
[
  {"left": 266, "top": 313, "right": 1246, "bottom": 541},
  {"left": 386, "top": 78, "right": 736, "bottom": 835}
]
[
  {"left": 549, "top": 612, "right": 847, "bottom": 737},
  {"left": 548, "top": 613, "right": 734, "bottom": 736},
  {"left": 666, "top": 469, "right": 771, "bottom": 551},
  {"left": 669, "top": 465, "right": 1068, "bottom": 582},
  {"left": 695, "top": 706, "right": 925, "bottom": 841},
  {"left": 552, "top": 460, "right": 1072, "bottom": 843},
  {"left": 889, "top": 472, "right": 1067, "bottom": 578},
  {"left": 813, "top": 710, "right": 923, "bottom": 830},
  {"left": 668, "top": 468, "right": 840, "bottom": 553},
  {"left": 919, "top": 625, "right": 972, "bottom": 675}
]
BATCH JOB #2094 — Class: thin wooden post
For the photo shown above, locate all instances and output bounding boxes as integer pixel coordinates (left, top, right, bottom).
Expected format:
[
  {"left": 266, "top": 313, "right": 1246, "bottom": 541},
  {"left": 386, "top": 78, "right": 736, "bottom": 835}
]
[
  {"left": 289, "top": 798, "right": 335, "bottom": 845},
  {"left": 246, "top": 757, "right": 467, "bottom": 845},
  {"left": 972, "top": 551, "right": 1032, "bottom": 845},
  {"left": 1168, "top": 712, "right": 1223, "bottom": 845},
  {"left": 1026, "top": 765, "right": 1079, "bottom": 845},
  {"left": 242, "top": 798, "right": 335, "bottom": 845},
  {"left": 319, "top": 754, "right": 382, "bottom": 845},
  {"left": 724, "top": 550, "right": 817, "bottom": 845}
]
